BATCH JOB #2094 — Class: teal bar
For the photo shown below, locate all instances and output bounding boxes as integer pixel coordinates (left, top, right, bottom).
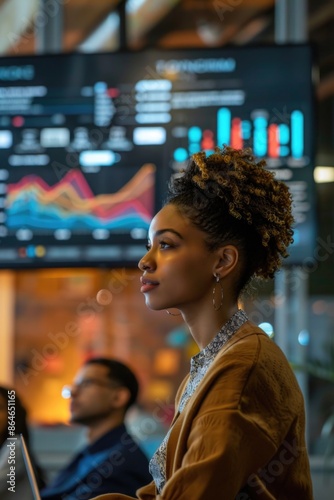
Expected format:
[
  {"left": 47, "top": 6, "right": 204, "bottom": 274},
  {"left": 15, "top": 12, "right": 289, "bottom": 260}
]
[
  {"left": 217, "top": 108, "right": 231, "bottom": 146},
  {"left": 291, "top": 110, "right": 304, "bottom": 159}
]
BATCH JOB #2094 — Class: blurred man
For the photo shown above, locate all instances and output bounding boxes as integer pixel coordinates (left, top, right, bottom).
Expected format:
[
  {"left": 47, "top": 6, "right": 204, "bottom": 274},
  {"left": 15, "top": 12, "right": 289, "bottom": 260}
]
[{"left": 41, "top": 358, "right": 152, "bottom": 500}]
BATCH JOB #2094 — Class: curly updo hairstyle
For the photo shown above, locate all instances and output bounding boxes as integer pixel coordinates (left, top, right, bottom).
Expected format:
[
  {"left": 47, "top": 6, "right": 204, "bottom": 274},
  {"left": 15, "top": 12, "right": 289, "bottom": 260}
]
[{"left": 166, "top": 145, "right": 294, "bottom": 296}]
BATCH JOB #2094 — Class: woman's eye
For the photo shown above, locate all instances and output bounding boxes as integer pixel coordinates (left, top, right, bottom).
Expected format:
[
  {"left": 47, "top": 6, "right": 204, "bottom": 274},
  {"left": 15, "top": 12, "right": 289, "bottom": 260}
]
[
  {"left": 159, "top": 240, "right": 172, "bottom": 249},
  {"left": 145, "top": 243, "right": 151, "bottom": 251}
]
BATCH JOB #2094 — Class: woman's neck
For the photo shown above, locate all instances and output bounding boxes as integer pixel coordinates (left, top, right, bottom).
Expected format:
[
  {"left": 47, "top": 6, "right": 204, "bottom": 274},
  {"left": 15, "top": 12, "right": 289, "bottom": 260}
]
[{"left": 184, "top": 303, "right": 239, "bottom": 350}]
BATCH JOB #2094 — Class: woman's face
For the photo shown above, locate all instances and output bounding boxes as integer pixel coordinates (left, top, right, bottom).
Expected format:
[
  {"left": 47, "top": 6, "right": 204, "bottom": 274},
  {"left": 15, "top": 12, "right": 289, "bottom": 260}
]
[{"left": 138, "top": 204, "right": 218, "bottom": 312}]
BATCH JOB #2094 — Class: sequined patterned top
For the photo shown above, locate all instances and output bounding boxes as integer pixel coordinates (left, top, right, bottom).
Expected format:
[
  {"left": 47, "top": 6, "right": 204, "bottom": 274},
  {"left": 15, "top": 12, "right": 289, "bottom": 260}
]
[{"left": 149, "top": 309, "right": 248, "bottom": 493}]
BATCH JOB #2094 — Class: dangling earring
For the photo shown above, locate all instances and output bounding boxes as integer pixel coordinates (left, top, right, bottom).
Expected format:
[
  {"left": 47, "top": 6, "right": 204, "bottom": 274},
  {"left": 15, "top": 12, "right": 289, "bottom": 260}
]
[
  {"left": 212, "top": 274, "right": 224, "bottom": 311},
  {"left": 166, "top": 309, "right": 182, "bottom": 316}
]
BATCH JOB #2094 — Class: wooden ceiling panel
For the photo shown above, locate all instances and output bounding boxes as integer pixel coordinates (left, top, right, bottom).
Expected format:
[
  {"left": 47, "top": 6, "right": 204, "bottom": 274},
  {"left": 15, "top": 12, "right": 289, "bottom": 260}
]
[
  {"left": 1, "top": 0, "right": 334, "bottom": 97},
  {"left": 63, "top": 0, "right": 120, "bottom": 31},
  {"left": 139, "top": 0, "right": 275, "bottom": 49},
  {"left": 63, "top": 0, "right": 120, "bottom": 49},
  {"left": 6, "top": 0, "right": 121, "bottom": 55}
]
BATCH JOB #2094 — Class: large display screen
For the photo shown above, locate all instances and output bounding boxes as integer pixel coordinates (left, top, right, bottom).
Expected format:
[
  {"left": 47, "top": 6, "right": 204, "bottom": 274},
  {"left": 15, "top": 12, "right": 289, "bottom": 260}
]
[{"left": 0, "top": 45, "right": 316, "bottom": 268}]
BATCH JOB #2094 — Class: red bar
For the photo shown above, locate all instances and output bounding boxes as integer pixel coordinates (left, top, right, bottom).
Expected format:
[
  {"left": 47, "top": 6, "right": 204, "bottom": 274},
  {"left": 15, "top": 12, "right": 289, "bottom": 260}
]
[
  {"left": 268, "top": 123, "right": 279, "bottom": 158},
  {"left": 231, "top": 118, "right": 243, "bottom": 149},
  {"left": 201, "top": 129, "right": 215, "bottom": 151}
]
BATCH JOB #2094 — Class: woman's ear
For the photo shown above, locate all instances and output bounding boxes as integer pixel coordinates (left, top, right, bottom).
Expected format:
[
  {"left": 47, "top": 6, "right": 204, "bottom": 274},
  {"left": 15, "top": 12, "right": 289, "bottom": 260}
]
[{"left": 214, "top": 245, "right": 239, "bottom": 278}]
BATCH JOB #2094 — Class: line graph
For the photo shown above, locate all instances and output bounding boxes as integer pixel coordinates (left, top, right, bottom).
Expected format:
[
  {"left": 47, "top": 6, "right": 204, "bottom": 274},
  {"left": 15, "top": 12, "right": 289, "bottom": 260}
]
[{"left": 6, "top": 164, "right": 155, "bottom": 231}]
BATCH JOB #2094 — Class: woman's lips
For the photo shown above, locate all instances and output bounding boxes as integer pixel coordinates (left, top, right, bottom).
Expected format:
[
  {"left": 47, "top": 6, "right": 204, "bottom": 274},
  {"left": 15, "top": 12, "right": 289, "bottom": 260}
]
[{"left": 140, "top": 277, "right": 159, "bottom": 293}]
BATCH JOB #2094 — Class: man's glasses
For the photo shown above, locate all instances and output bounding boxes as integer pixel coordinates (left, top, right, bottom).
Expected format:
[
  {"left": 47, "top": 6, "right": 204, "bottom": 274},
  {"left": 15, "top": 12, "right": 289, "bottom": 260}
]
[{"left": 61, "top": 378, "right": 121, "bottom": 399}]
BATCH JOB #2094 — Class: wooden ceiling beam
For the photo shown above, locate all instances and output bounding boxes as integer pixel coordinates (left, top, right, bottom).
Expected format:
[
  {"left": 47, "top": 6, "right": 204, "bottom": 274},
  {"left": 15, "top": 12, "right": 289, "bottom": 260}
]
[{"left": 4, "top": 0, "right": 121, "bottom": 55}]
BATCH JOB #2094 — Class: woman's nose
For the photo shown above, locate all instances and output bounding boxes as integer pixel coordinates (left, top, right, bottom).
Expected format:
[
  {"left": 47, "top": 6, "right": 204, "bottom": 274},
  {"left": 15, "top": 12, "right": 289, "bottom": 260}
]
[
  {"left": 138, "top": 252, "right": 155, "bottom": 271},
  {"left": 138, "top": 258, "right": 150, "bottom": 271}
]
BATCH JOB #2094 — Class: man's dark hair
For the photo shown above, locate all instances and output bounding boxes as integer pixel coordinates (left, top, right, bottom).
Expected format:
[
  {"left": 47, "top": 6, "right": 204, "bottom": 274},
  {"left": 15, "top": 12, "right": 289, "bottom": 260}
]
[{"left": 85, "top": 358, "right": 139, "bottom": 410}]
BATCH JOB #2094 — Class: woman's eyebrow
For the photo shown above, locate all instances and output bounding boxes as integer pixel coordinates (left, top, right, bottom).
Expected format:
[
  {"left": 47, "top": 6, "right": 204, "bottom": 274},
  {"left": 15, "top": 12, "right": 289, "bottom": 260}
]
[{"left": 153, "top": 228, "right": 184, "bottom": 239}]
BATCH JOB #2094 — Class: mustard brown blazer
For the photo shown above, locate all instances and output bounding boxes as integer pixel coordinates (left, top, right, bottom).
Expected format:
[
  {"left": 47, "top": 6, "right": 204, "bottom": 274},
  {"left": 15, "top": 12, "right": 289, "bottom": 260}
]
[{"left": 94, "top": 321, "right": 313, "bottom": 499}]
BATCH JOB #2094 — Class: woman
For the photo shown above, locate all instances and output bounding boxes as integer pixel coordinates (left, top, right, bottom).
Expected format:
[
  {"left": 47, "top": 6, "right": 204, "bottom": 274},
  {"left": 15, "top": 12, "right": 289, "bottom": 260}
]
[
  {"left": 0, "top": 385, "right": 45, "bottom": 499},
  {"left": 94, "top": 146, "right": 313, "bottom": 499}
]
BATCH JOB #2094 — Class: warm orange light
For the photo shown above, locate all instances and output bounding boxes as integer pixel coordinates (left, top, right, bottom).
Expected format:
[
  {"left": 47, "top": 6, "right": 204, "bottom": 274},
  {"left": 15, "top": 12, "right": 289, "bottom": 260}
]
[
  {"left": 153, "top": 349, "right": 180, "bottom": 375},
  {"left": 145, "top": 380, "right": 173, "bottom": 401}
]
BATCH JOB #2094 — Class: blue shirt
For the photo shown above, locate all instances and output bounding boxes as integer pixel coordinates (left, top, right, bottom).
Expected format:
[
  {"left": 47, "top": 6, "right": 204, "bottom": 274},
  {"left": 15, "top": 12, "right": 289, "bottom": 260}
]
[{"left": 40, "top": 424, "right": 152, "bottom": 500}]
